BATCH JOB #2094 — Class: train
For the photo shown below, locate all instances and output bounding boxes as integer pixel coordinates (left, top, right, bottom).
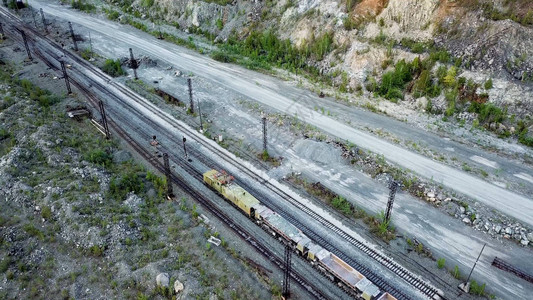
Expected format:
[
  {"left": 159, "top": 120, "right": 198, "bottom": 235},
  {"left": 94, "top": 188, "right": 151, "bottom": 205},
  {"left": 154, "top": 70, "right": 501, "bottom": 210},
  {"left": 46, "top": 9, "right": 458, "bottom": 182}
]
[{"left": 203, "top": 169, "right": 398, "bottom": 300}]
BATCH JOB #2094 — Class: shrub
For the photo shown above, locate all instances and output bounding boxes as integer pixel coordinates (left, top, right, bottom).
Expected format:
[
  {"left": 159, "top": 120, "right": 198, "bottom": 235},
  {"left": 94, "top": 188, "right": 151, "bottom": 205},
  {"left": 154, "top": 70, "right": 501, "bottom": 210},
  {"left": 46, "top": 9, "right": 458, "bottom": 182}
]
[
  {"left": 141, "top": 0, "right": 154, "bottom": 7},
  {"left": 210, "top": 51, "right": 236, "bottom": 63},
  {"left": 84, "top": 149, "right": 113, "bottom": 167},
  {"left": 23, "top": 223, "right": 44, "bottom": 240},
  {"left": 343, "top": 17, "right": 357, "bottom": 30},
  {"left": 41, "top": 206, "right": 52, "bottom": 220},
  {"left": 216, "top": 18, "right": 223, "bottom": 30},
  {"left": 0, "top": 127, "right": 10, "bottom": 140},
  {"left": 378, "top": 59, "right": 414, "bottom": 101},
  {"left": 331, "top": 195, "right": 352, "bottom": 216},
  {"left": 102, "top": 59, "right": 126, "bottom": 77},
  {"left": 478, "top": 103, "right": 505, "bottom": 124},
  {"left": 469, "top": 280, "right": 486, "bottom": 296},
  {"left": 106, "top": 9, "right": 120, "bottom": 21},
  {"left": 146, "top": 171, "right": 166, "bottom": 198},
  {"left": 109, "top": 171, "right": 144, "bottom": 200},
  {"left": 17, "top": 79, "right": 59, "bottom": 107},
  {"left": 484, "top": 78, "right": 493, "bottom": 89},
  {"left": 437, "top": 258, "right": 445, "bottom": 269},
  {"left": 0, "top": 257, "right": 11, "bottom": 273},
  {"left": 71, "top": 0, "right": 96, "bottom": 12},
  {"left": 89, "top": 245, "right": 104, "bottom": 257},
  {"left": 452, "top": 265, "right": 460, "bottom": 278}
]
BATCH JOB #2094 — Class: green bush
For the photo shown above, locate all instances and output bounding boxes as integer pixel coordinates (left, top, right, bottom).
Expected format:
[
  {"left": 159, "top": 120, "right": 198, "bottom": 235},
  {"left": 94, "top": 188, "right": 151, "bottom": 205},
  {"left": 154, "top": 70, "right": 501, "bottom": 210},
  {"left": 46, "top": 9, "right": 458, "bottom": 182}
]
[
  {"left": 23, "top": 223, "right": 44, "bottom": 240},
  {"left": 378, "top": 59, "right": 414, "bottom": 101},
  {"left": 331, "top": 195, "right": 352, "bottom": 216},
  {"left": 484, "top": 78, "right": 493, "bottom": 89},
  {"left": 71, "top": 0, "right": 96, "bottom": 12},
  {"left": 102, "top": 59, "right": 125, "bottom": 77},
  {"left": 469, "top": 280, "right": 486, "bottom": 296},
  {"left": 105, "top": 9, "right": 120, "bottom": 21},
  {"left": 146, "top": 171, "right": 166, "bottom": 198},
  {"left": 17, "top": 79, "right": 60, "bottom": 107},
  {"left": 0, "top": 257, "right": 11, "bottom": 273},
  {"left": 41, "top": 206, "right": 52, "bottom": 220},
  {"left": 452, "top": 265, "right": 460, "bottom": 279},
  {"left": 0, "top": 127, "right": 10, "bottom": 140},
  {"left": 437, "top": 258, "right": 445, "bottom": 269},
  {"left": 109, "top": 171, "right": 144, "bottom": 200},
  {"left": 517, "top": 121, "right": 533, "bottom": 147},
  {"left": 429, "top": 50, "right": 450, "bottom": 63},
  {"left": 216, "top": 18, "right": 223, "bottom": 30},
  {"left": 475, "top": 103, "right": 505, "bottom": 124},
  {"left": 210, "top": 51, "right": 236, "bottom": 63},
  {"left": 88, "top": 245, "right": 104, "bottom": 257},
  {"left": 141, "top": 0, "right": 154, "bottom": 7},
  {"left": 84, "top": 149, "right": 113, "bottom": 167}
]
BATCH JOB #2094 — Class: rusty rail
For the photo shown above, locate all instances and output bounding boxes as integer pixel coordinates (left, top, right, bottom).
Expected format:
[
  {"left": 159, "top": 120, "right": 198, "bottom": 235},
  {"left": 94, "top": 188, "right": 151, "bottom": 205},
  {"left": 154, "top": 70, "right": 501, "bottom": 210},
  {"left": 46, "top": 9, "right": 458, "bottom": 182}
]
[{"left": 492, "top": 257, "right": 533, "bottom": 284}]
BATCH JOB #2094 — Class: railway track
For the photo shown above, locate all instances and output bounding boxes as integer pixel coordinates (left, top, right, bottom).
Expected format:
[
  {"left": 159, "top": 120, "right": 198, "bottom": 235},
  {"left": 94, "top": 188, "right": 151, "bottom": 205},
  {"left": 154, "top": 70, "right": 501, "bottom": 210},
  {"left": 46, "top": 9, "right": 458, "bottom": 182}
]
[
  {"left": 0, "top": 10, "right": 332, "bottom": 299},
  {"left": 1, "top": 8, "right": 444, "bottom": 299}
]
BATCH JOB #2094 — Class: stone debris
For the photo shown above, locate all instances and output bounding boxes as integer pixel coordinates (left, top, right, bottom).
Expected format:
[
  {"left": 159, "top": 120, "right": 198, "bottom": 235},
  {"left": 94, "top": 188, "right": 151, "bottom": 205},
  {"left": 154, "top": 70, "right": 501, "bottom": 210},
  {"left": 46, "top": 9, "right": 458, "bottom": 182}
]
[
  {"left": 156, "top": 273, "right": 169, "bottom": 288},
  {"left": 174, "top": 279, "right": 184, "bottom": 294}
]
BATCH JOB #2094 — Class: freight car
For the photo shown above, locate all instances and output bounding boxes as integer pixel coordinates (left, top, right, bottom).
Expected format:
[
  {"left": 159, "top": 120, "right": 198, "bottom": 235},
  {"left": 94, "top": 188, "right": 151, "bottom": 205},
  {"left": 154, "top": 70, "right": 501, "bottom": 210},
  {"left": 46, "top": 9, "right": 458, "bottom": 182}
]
[{"left": 203, "top": 169, "right": 397, "bottom": 300}]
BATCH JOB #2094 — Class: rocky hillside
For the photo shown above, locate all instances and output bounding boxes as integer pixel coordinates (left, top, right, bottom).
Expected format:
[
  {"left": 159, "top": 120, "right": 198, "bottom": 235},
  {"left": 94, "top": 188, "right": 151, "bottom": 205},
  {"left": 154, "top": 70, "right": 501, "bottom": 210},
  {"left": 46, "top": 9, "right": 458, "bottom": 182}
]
[{"left": 105, "top": 0, "right": 533, "bottom": 147}]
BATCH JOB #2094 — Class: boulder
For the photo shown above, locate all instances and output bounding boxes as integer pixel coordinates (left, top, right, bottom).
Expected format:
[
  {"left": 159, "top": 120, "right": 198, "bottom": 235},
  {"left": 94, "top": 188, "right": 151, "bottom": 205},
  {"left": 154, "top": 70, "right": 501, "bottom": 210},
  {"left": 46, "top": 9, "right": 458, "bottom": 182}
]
[
  {"left": 527, "top": 232, "right": 533, "bottom": 242},
  {"left": 462, "top": 217, "right": 471, "bottom": 224},
  {"left": 494, "top": 225, "right": 502, "bottom": 234},
  {"left": 521, "top": 239, "right": 529, "bottom": 246},
  {"left": 113, "top": 150, "right": 132, "bottom": 164},
  {"left": 459, "top": 206, "right": 466, "bottom": 214},
  {"left": 174, "top": 279, "right": 184, "bottom": 294},
  {"left": 427, "top": 192, "right": 435, "bottom": 198},
  {"left": 156, "top": 273, "right": 169, "bottom": 288},
  {"left": 505, "top": 227, "right": 513, "bottom": 235}
]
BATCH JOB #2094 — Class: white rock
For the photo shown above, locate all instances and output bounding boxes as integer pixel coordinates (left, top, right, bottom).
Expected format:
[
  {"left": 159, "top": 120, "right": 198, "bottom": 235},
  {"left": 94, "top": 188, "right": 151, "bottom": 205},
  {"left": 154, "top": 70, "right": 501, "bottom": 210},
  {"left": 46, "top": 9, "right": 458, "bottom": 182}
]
[
  {"left": 444, "top": 198, "right": 451, "bottom": 202},
  {"left": 174, "top": 280, "right": 184, "bottom": 294},
  {"left": 156, "top": 273, "right": 169, "bottom": 288},
  {"left": 459, "top": 206, "right": 466, "bottom": 214},
  {"left": 495, "top": 225, "right": 502, "bottom": 234},
  {"left": 427, "top": 192, "right": 435, "bottom": 198},
  {"left": 505, "top": 227, "right": 513, "bottom": 235},
  {"left": 527, "top": 233, "right": 533, "bottom": 242},
  {"left": 462, "top": 217, "right": 471, "bottom": 224},
  {"left": 521, "top": 240, "right": 529, "bottom": 246}
]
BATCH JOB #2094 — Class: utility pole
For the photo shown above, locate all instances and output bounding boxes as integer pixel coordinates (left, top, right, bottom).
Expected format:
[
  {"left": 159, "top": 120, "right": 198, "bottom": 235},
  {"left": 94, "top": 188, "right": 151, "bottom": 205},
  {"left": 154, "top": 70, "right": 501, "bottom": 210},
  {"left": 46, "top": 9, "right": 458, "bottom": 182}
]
[
  {"left": 68, "top": 21, "right": 78, "bottom": 51},
  {"left": 20, "top": 30, "right": 32, "bottom": 60},
  {"left": 163, "top": 153, "right": 174, "bottom": 200},
  {"left": 60, "top": 60, "right": 71, "bottom": 94},
  {"left": 460, "top": 243, "right": 486, "bottom": 293},
  {"left": 385, "top": 180, "right": 400, "bottom": 223},
  {"left": 182, "top": 137, "right": 188, "bottom": 159},
  {"left": 129, "top": 48, "right": 138, "bottom": 80},
  {"left": 282, "top": 244, "right": 292, "bottom": 299},
  {"left": 0, "top": 23, "right": 5, "bottom": 40},
  {"left": 187, "top": 78, "right": 194, "bottom": 114},
  {"left": 31, "top": 8, "right": 38, "bottom": 28},
  {"left": 88, "top": 32, "right": 93, "bottom": 58},
  {"left": 262, "top": 113, "right": 267, "bottom": 155},
  {"left": 98, "top": 100, "right": 111, "bottom": 139},
  {"left": 197, "top": 97, "right": 203, "bottom": 132},
  {"left": 40, "top": 8, "right": 48, "bottom": 34}
]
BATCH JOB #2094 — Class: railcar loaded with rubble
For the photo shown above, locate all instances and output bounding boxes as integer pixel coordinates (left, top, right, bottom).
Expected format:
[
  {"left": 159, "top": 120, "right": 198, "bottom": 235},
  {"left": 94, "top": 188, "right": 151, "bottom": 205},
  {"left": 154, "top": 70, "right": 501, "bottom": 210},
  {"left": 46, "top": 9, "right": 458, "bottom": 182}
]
[{"left": 203, "top": 169, "right": 397, "bottom": 300}]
